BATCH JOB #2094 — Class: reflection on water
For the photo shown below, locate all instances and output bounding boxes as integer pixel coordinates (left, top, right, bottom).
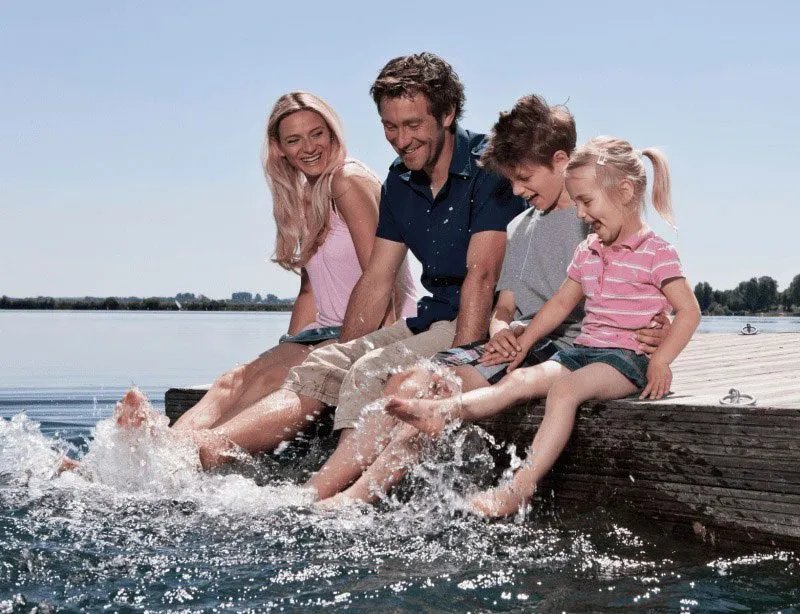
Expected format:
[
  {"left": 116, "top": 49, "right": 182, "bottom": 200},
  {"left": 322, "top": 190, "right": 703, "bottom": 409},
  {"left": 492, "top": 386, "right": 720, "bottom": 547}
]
[{"left": 1, "top": 312, "right": 799, "bottom": 610}]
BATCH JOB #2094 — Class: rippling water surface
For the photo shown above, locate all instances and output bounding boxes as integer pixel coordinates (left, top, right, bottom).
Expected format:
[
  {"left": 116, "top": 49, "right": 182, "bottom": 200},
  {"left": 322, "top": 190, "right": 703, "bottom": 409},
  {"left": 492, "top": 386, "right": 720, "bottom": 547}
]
[{"left": 1, "top": 311, "right": 799, "bottom": 612}]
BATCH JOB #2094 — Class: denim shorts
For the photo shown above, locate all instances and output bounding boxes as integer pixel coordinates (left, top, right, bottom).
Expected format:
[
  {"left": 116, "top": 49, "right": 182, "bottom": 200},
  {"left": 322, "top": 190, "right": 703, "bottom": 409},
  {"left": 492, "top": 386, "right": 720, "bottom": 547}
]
[{"left": 550, "top": 345, "right": 649, "bottom": 389}]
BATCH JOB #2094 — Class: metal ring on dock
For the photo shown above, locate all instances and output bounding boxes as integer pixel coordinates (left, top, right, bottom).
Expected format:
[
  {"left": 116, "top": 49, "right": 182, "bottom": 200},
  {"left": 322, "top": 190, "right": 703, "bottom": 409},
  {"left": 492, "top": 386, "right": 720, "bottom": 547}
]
[{"left": 719, "top": 388, "right": 757, "bottom": 406}]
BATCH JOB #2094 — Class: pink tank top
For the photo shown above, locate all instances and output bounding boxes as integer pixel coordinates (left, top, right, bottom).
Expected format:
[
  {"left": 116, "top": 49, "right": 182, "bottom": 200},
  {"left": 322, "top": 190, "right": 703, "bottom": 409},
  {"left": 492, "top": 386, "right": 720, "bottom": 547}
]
[{"left": 303, "top": 207, "right": 418, "bottom": 330}]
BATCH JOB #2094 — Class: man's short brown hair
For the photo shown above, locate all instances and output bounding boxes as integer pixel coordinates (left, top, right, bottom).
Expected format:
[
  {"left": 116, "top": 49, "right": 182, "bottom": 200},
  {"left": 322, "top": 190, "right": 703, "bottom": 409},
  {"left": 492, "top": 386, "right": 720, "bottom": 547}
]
[
  {"left": 370, "top": 52, "right": 465, "bottom": 131},
  {"left": 481, "top": 95, "right": 576, "bottom": 172}
]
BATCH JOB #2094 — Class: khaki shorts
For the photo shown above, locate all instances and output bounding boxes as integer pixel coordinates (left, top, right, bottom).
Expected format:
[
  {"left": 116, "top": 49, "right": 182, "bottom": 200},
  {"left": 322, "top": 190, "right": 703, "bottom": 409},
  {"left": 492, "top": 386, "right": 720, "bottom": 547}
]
[{"left": 280, "top": 319, "right": 457, "bottom": 430}]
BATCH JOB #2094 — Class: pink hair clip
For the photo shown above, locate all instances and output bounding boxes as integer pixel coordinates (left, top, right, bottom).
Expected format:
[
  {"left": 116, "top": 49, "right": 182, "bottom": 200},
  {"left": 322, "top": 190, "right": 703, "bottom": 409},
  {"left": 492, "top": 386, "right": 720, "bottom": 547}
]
[{"left": 596, "top": 153, "right": 607, "bottom": 165}]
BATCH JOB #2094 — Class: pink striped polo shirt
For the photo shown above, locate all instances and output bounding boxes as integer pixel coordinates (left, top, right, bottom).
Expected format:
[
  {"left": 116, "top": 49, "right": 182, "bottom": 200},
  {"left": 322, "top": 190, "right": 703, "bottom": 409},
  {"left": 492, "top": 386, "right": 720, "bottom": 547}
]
[{"left": 567, "top": 228, "right": 684, "bottom": 351}]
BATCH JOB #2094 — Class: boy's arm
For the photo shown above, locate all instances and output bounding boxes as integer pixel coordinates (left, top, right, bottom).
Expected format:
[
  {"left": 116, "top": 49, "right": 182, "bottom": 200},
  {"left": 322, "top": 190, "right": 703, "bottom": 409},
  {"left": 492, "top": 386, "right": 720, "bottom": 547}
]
[
  {"left": 482, "top": 290, "right": 522, "bottom": 359},
  {"left": 508, "top": 278, "right": 584, "bottom": 370}
]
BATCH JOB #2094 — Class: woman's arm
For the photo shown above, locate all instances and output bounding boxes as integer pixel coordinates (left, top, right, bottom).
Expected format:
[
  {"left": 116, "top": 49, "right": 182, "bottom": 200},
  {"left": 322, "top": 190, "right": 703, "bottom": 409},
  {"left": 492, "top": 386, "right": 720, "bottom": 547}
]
[
  {"left": 287, "top": 268, "right": 317, "bottom": 335},
  {"left": 331, "top": 166, "right": 400, "bottom": 325},
  {"left": 331, "top": 166, "right": 380, "bottom": 273}
]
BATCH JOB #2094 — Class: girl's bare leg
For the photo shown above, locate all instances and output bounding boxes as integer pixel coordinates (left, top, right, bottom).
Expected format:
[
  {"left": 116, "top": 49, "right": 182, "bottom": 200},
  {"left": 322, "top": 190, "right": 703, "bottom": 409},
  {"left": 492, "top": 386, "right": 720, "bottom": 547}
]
[
  {"left": 471, "top": 363, "right": 637, "bottom": 518},
  {"left": 172, "top": 342, "right": 314, "bottom": 432},
  {"left": 328, "top": 363, "right": 556, "bottom": 505},
  {"left": 386, "top": 361, "right": 568, "bottom": 435}
]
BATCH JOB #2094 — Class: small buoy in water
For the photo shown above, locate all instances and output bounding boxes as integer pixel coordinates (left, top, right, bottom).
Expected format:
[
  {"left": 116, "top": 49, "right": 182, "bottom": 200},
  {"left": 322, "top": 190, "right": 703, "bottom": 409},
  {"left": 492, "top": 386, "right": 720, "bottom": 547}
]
[{"left": 740, "top": 323, "right": 758, "bottom": 335}]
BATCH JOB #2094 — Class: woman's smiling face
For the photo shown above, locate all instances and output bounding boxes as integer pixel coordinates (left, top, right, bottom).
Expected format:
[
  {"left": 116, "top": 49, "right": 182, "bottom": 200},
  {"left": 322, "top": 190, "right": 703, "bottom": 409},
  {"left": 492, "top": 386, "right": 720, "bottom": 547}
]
[{"left": 276, "top": 109, "right": 334, "bottom": 180}]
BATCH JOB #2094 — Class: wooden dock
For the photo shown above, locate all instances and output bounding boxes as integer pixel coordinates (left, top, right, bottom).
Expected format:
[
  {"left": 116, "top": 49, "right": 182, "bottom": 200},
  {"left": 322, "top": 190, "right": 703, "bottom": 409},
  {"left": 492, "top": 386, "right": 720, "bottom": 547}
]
[{"left": 165, "top": 332, "right": 800, "bottom": 549}]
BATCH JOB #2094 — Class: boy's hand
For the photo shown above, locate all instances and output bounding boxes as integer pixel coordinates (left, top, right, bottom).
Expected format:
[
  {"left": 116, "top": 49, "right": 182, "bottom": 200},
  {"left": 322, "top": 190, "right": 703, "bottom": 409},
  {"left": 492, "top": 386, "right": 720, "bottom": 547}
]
[
  {"left": 480, "top": 327, "right": 523, "bottom": 362},
  {"left": 640, "top": 359, "right": 672, "bottom": 399},
  {"left": 478, "top": 348, "right": 512, "bottom": 367}
]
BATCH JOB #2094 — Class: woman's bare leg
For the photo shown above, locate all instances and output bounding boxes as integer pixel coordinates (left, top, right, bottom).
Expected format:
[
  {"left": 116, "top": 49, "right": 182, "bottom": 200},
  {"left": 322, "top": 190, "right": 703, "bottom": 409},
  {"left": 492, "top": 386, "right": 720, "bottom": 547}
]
[
  {"left": 194, "top": 388, "right": 328, "bottom": 469},
  {"left": 386, "top": 361, "right": 568, "bottom": 435},
  {"left": 471, "top": 363, "right": 637, "bottom": 518},
  {"left": 172, "top": 342, "right": 315, "bottom": 432}
]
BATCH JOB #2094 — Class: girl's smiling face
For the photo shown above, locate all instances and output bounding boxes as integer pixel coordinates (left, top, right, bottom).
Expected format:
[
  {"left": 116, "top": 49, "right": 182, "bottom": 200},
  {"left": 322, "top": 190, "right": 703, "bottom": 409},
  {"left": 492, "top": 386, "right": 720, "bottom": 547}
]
[{"left": 566, "top": 165, "right": 640, "bottom": 246}]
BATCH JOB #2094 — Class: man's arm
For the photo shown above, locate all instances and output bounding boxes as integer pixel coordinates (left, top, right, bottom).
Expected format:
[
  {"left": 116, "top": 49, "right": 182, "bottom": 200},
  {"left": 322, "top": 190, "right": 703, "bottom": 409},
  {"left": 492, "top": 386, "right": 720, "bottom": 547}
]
[
  {"left": 452, "top": 230, "right": 507, "bottom": 346},
  {"left": 338, "top": 237, "right": 409, "bottom": 343}
]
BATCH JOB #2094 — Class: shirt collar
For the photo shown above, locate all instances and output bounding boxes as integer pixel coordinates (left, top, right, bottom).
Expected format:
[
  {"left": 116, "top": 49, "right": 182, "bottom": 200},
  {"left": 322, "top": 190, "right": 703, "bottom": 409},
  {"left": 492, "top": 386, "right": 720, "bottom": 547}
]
[
  {"left": 588, "top": 226, "right": 654, "bottom": 254},
  {"left": 390, "top": 124, "right": 475, "bottom": 183}
]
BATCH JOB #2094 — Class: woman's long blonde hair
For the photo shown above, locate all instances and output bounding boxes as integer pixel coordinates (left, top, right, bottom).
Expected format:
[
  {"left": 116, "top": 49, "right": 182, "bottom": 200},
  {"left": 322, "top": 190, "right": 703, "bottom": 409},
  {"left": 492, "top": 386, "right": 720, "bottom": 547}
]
[{"left": 262, "top": 92, "right": 348, "bottom": 272}]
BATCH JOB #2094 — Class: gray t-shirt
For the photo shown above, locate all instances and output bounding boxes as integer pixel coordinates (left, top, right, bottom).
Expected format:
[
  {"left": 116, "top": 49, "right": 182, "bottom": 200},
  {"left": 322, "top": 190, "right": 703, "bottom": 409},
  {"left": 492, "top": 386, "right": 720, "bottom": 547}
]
[{"left": 497, "top": 205, "right": 589, "bottom": 346}]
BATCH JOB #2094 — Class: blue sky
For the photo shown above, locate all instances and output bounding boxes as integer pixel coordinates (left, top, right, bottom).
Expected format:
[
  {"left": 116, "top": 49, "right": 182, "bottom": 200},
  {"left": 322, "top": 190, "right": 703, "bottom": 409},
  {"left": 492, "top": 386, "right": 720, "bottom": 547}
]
[{"left": 2, "top": 1, "right": 798, "bottom": 300}]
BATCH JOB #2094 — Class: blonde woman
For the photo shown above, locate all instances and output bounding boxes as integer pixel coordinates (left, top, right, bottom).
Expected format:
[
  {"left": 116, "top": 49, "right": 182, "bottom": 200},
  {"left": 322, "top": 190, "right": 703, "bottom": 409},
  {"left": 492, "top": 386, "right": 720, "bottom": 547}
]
[{"left": 117, "top": 92, "right": 416, "bottom": 445}]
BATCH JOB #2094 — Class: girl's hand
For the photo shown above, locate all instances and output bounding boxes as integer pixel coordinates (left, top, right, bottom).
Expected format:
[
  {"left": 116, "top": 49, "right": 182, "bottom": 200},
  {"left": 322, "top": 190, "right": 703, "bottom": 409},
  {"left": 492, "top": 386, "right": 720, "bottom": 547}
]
[
  {"left": 506, "top": 336, "right": 535, "bottom": 372},
  {"left": 640, "top": 359, "right": 672, "bottom": 399},
  {"left": 480, "top": 327, "right": 523, "bottom": 362}
]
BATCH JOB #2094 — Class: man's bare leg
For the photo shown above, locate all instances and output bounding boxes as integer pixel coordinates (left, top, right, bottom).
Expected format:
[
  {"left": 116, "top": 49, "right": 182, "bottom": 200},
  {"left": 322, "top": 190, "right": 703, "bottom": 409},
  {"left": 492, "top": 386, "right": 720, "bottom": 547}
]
[
  {"left": 194, "top": 389, "right": 327, "bottom": 470},
  {"left": 470, "top": 363, "right": 637, "bottom": 518},
  {"left": 386, "top": 361, "right": 568, "bottom": 435},
  {"left": 172, "top": 342, "right": 314, "bottom": 432}
]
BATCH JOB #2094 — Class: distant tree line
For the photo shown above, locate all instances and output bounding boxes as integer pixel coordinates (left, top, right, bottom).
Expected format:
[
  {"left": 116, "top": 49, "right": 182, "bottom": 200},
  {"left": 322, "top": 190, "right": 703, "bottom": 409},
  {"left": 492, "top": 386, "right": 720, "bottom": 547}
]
[
  {"left": 0, "top": 295, "right": 293, "bottom": 312},
  {"left": 694, "top": 274, "right": 800, "bottom": 315}
]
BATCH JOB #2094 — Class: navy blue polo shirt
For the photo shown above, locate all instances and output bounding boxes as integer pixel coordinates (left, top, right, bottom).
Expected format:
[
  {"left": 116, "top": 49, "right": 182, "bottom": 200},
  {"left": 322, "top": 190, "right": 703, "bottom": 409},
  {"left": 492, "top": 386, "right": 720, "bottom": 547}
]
[{"left": 376, "top": 125, "right": 525, "bottom": 333}]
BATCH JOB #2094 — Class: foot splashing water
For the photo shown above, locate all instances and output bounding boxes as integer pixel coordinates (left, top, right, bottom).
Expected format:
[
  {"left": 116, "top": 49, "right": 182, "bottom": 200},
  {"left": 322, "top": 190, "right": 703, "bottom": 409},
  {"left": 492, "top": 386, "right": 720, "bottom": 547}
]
[{"left": 2, "top": 380, "right": 799, "bottom": 611}]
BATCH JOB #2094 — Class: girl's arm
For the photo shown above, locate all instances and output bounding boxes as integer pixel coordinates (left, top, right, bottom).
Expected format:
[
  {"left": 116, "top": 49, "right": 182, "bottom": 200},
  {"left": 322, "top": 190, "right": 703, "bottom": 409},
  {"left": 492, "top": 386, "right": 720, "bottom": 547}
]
[
  {"left": 640, "top": 277, "right": 701, "bottom": 399},
  {"left": 287, "top": 268, "right": 317, "bottom": 335},
  {"left": 507, "top": 278, "right": 584, "bottom": 371}
]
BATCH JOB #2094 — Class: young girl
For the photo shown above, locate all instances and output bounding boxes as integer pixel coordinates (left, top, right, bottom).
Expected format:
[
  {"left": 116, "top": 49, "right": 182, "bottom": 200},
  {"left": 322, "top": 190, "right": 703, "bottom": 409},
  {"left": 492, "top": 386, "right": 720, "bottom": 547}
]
[{"left": 386, "top": 136, "right": 701, "bottom": 517}]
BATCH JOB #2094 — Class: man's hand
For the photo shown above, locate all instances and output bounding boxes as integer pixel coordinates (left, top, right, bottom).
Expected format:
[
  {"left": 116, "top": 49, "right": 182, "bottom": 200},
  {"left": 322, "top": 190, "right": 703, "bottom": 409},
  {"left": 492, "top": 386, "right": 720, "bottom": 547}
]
[{"left": 636, "top": 311, "right": 672, "bottom": 355}]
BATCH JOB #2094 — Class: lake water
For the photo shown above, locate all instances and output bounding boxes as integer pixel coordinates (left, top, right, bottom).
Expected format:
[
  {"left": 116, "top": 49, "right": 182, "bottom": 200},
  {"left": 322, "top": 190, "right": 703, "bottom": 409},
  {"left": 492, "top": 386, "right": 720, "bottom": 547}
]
[{"left": 1, "top": 311, "right": 799, "bottom": 611}]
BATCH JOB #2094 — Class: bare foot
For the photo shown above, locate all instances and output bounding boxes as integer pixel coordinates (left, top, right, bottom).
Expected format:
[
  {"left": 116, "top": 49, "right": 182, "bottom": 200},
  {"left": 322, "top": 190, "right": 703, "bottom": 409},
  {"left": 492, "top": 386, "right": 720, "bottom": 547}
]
[
  {"left": 57, "top": 456, "right": 79, "bottom": 473},
  {"left": 314, "top": 493, "right": 360, "bottom": 510},
  {"left": 191, "top": 429, "right": 238, "bottom": 470},
  {"left": 469, "top": 486, "right": 529, "bottom": 518},
  {"left": 113, "top": 388, "right": 155, "bottom": 429},
  {"left": 384, "top": 395, "right": 458, "bottom": 436}
]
